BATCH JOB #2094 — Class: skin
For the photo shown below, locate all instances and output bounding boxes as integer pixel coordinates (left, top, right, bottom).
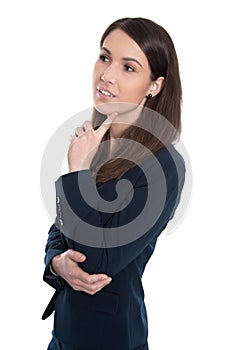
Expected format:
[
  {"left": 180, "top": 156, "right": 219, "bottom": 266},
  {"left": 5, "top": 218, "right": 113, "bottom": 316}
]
[
  {"left": 52, "top": 29, "right": 164, "bottom": 294},
  {"left": 52, "top": 250, "right": 112, "bottom": 294},
  {"left": 92, "top": 29, "right": 164, "bottom": 138}
]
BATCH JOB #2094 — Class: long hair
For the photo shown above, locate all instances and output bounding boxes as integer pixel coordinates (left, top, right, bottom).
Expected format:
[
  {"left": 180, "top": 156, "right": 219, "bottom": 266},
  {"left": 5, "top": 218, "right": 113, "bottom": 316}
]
[{"left": 91, "top": 17, "right": 182, "bottom": 182}]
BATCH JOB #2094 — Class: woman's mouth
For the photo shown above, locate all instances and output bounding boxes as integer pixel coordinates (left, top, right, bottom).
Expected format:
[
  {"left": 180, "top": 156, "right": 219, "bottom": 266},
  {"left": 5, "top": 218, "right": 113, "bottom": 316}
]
[{"left": 97, "top": 87, "right": 116, "bottom": 98}]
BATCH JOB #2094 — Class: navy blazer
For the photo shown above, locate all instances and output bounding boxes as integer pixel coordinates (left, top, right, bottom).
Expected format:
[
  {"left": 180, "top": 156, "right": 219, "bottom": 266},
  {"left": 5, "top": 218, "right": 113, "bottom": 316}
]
[{"left": 43, "top": 145, "right": 185, "bottom": 350}]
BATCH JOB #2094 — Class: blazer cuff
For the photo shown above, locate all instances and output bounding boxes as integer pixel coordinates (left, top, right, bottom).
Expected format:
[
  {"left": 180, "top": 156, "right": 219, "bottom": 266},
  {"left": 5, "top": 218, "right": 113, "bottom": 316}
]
[{"left": 43, "top": 249, "right": 65, "bottom": 291}]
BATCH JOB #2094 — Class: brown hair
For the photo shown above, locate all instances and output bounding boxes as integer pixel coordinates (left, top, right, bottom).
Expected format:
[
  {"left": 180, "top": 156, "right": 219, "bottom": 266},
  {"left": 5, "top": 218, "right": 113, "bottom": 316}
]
[{"left": 91, "top": 17, "right": 182, "bottom": 182}]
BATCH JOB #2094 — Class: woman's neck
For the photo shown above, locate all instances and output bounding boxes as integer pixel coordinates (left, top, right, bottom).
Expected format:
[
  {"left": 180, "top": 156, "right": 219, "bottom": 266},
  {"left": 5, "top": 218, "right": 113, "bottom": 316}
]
[
  {"left": 109, "top": 104, "right": 143, "bottom": 139},
  {"left": 109, "top": 123, "right": 128, "bottom": 139}
]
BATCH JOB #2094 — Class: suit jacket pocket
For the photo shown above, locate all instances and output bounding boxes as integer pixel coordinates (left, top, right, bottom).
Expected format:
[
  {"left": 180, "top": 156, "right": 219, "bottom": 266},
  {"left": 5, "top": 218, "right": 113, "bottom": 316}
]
[{"left": 68, "top": 288, "right": 119, "bottom": 315}]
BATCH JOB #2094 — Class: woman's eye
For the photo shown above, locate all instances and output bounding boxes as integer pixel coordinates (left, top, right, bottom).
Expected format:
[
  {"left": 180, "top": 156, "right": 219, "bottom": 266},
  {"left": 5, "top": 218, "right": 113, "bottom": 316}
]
[
  {"left": 99, "top": 54, "right": 109, "bottom": 62},
  {"left": 125, "top": 65, "right": 135, "bottom": 72}
]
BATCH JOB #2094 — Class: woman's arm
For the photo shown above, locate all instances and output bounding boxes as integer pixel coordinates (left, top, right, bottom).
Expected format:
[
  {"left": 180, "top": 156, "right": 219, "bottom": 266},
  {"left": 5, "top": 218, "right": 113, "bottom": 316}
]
[
  {"left": 44, "top": 226, "right": 112, "bottom": 293},
  {"left": 43, "top": 225, "right": 68, "bottom": 290},
  {"left": 55, "top": 146, "right": 185, "bottom": 277}
]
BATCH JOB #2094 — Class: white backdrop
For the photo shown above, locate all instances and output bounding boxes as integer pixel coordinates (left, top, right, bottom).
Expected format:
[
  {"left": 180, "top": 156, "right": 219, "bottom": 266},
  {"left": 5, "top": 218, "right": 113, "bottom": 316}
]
[{"left": 0, "top": 1, "right": 232, "bottom": 349}]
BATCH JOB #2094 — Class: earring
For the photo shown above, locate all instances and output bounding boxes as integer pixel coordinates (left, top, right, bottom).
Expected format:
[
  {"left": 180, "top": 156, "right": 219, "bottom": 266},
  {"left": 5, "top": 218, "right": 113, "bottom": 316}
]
[{"left": 145, "top": 93, "right": 153, "bottom": 104}]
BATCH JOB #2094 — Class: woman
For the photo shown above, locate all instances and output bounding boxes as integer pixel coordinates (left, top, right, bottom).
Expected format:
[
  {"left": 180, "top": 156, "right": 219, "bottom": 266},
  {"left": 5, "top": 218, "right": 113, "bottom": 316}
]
[{"left": 43, "top": 17, "right": 185, "bottom": 350}]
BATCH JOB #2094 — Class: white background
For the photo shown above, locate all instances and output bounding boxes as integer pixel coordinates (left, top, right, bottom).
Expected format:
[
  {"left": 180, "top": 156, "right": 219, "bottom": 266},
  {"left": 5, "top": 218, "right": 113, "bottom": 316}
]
[{"left": 1, "top": 0, "right": 232, "bottom": 349}]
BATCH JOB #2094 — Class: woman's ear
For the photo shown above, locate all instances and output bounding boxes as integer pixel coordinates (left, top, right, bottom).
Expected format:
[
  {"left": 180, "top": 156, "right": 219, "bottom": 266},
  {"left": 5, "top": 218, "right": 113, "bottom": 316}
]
[{"left": 149, "top": 77, "right": 165, "bottom": 97}]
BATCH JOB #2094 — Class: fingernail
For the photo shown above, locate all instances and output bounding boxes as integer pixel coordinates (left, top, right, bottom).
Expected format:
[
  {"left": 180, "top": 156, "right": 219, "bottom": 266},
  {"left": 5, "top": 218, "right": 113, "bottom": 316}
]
[
  {"left": 100, "top": 276, "right": 108, "bottom": 280},
  {"left": 108, "top": 112, "right": 118, "bottom": 120}
]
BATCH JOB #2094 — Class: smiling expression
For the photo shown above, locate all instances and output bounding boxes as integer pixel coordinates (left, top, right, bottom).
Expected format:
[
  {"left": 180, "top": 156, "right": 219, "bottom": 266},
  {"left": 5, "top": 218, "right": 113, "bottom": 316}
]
[{"left": 92, "top": 29, "right": 154, "bottom": 114}]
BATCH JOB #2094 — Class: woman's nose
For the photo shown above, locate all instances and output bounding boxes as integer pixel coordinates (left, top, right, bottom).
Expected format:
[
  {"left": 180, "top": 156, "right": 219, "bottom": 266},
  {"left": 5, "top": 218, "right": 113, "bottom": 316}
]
[{"left": 101, "top": 65, "right": 117, "bottom": 84}]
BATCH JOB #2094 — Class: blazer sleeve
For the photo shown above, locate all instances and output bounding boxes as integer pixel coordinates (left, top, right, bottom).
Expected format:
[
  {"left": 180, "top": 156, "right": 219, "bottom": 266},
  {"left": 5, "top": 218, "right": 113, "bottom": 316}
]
[
  {"left": 43, "top": 225, "right": 68, "bottom": 291},
  {"left": 47, "top": 147, "right": 185, "bottom": 277}
]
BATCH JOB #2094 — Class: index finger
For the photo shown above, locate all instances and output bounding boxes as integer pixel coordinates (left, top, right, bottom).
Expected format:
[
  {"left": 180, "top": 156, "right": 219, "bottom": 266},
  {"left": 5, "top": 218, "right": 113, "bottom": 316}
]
[{"left": 95, "top": 112, "right": 118, "bottom": 137}]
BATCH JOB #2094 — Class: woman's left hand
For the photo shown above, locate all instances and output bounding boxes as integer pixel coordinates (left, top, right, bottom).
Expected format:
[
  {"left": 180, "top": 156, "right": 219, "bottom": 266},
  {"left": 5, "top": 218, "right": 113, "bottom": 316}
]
[{"left": 68, "top": 112, "right": 117, "bottom": 172}]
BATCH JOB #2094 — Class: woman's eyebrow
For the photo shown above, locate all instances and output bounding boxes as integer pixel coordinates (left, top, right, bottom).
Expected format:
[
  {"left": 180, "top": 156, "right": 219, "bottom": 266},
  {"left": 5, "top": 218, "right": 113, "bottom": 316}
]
[
  {"left": 122, "top": 57, "right": 143, "bottom": 68},
  {"left": 101, "top": 47, "right": 111, "bottom": 55},
  {"left": 101, "top": 46, "right": 143, "bottom": 68}
]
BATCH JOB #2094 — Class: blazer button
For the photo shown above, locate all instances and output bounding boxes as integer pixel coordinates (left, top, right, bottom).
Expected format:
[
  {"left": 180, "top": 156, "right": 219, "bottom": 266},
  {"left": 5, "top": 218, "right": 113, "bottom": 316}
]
[{"left": 56, "top": 196, "right": 60, "bottom": 204}]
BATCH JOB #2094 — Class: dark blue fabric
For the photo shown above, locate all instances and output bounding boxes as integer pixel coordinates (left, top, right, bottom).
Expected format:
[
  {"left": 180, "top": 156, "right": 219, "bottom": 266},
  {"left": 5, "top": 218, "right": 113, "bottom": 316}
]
[
  {"left": 48, "top": 331, "right": 149, "bottom": 350},
  {"left": 43, "top": 145, "right": 185, "bottom": 350},
  {"left": 48, "top": 331, "right": 61, "bottom": 349}
]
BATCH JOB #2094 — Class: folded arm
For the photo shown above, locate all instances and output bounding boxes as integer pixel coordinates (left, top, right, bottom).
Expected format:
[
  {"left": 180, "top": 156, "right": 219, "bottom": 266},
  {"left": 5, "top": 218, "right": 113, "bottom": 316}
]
[{"left": 52, "top": 147, "right": 185, "bottom": 277}]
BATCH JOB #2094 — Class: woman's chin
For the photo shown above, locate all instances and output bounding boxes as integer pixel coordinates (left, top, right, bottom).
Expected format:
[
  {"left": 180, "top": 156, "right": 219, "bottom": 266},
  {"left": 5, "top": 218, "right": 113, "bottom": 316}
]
[
  {"left": 94, "top": 101, "right": 140, "bottom": 116},
  {"left": 94, "top": 102, "right": 118, "bottom": 116}
]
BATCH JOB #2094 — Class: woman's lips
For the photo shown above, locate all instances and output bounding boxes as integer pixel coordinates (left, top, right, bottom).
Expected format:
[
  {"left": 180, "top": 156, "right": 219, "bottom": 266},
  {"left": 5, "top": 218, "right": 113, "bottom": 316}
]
[{"left": 96, "top": 87, "right": 116, "bottom": 99}]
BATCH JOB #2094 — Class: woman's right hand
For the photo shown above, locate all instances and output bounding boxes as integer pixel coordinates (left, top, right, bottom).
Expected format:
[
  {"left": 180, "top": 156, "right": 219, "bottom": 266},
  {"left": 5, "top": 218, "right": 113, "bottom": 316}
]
[{"left": 51, "top": 249, "right": 112, "bottom": 295}]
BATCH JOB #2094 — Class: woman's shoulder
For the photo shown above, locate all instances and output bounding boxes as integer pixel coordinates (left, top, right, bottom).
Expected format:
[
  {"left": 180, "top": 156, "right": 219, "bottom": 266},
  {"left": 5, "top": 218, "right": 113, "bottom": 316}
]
[
  {"left": 118, "top": 144, "right": 185, "bottom": 189},
  {"left": 139, "top": 144, "right": 185, "bottom": 177},
  {"left": 156, "top": 144, "right": 185, "bottom": 172}
]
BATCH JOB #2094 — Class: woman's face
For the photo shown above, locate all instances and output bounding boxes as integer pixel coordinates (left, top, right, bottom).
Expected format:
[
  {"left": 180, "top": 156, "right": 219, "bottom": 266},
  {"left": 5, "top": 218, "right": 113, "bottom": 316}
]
[{"left": 92, "top": 29, "right": 153, "bottom": 115}]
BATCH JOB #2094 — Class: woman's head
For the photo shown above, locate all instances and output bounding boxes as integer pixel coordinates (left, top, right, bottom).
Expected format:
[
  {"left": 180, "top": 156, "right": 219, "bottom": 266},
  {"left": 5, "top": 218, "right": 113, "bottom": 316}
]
[
  {"left": 92, "top": 28, "right": 164, "bottom": 116},
  {"left": 91, "top": 17, "right": 182, "bottom": 181},
  {"left": 93, "top": 17, "right": 182, "bottom": 131}
]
